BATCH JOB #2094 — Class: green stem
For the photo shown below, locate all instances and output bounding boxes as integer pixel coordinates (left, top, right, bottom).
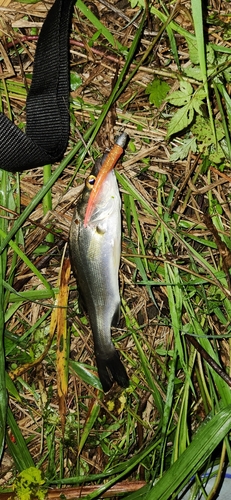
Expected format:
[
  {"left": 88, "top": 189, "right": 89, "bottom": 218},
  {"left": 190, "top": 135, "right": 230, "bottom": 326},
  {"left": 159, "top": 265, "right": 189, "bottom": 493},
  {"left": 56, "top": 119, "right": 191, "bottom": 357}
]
[{"left": 43, "top": 164, "right": 54, "bottom": 244}]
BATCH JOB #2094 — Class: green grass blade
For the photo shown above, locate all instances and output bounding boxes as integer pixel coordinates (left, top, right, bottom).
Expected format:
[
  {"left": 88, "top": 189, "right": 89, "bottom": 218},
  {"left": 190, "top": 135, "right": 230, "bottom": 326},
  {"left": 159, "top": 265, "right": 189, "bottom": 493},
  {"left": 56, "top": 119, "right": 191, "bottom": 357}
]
[
  {"left": 0, "top": 228, "right": 52, "bottom": 292},
  {"left": 82, "top": 436, "right": 163, "bottom": 499},
  {"left": 0, "top": 169, "right": 9, "bottom": 460},
  {"left": 78, "top": 399, "right": 100, "bottom": 455},
  {"left": 7, "top": 288, "right": 57, "bottom": 303},
  {"left": 43, "top": 164, "right": 54, "bottom": 244},
  {"left": 213, "top": 80, "right": 231, "bottom": 159},
  {"left": 166, "top": 25, "right": 180, "bottom": 68},
  {"left": 5, "top": 373, "right": 21, "bottom": 401},
  {"left": 144, "top": 405, "right": 231, "bottom": 500},
  {"left": 127, "top": 240, "right": 157, "bottom": 305},
  {"left": 164, "top": 263, "right": 184, "bottom": 365},
  {"left": 0, "top": 258, "right": 6, "bottom": 461},
  {"left": 51, "top": 435, "right": 163, "bottom": 488},
  {"left": 76, "top": 0, "right": 126, "bottom": 53},
  {"left": 70, "top": 360, "right": 102, "bottom": 390},
  {"left": 129, "top": 196, "right": 147, "bottom": 268},
  {"left": 191, "top": 0, "right": 216, "bottom": 141},
  {"left": 150, "top": 5, "right": 195, "bottom": 41},
  {"left": 159, "top": 347, "right": 178, "bottom": 473},
  {"left": 122, "top": 300, "right": 163, "bottom": 415},
  {"left": 183, "top": 309, "right": 231, "bottom": 408},
  {"left": 6, "top": 407, "right": 34, "bottom": 471}
]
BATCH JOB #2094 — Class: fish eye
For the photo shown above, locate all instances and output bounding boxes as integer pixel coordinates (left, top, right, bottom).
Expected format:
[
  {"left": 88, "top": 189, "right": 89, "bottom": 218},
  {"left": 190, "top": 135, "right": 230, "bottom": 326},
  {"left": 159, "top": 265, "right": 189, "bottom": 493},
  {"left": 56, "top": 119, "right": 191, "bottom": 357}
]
[{"left": 86, "top": 175, "right": 96, "bottom": 189}]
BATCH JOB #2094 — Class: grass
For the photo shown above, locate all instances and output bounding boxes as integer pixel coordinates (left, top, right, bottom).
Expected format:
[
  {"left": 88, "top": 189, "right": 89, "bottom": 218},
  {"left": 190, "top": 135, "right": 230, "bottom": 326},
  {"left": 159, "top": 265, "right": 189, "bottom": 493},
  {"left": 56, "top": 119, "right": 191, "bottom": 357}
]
[{"left": 1, "top": 0, "right": 231, "bottom": 498}]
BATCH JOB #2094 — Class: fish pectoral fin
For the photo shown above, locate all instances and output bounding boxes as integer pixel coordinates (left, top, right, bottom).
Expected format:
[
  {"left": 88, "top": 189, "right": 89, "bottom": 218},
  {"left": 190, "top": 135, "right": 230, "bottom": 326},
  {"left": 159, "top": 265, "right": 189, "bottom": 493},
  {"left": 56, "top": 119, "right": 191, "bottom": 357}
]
[{"left": 96, "top": 349, "right": 129, "bottom": 393}]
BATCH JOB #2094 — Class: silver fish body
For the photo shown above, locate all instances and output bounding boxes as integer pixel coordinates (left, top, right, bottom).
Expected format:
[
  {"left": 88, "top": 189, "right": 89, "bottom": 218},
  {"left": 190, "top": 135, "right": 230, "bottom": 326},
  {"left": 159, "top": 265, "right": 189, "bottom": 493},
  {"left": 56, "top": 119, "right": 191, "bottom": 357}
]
[{"left": 69, "top": 155, "right": 129, "bottom": 392}]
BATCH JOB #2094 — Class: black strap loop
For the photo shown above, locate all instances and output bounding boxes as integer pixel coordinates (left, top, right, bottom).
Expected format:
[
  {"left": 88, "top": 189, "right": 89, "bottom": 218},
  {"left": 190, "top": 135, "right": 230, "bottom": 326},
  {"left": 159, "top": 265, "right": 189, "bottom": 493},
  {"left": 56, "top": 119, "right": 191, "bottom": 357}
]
[{"left": 0, "top": 0, "right": 75, "bottom": 172}]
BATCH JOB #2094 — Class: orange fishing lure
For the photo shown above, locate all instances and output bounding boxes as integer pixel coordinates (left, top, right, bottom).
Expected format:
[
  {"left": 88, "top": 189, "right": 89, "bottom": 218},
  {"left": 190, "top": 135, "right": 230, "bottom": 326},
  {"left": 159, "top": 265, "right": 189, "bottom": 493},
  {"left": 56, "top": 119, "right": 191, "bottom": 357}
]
[{"left": 84, "top": 134, "right": 127, "bottom": 227}]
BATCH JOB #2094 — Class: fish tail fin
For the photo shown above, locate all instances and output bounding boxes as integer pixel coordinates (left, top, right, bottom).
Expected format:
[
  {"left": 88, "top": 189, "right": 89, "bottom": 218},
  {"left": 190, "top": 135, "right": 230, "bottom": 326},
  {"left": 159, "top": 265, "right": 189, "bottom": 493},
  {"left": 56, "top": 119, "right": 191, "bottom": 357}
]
[{"left": 96, "top": 349, "right": 129, "bottom": 393}]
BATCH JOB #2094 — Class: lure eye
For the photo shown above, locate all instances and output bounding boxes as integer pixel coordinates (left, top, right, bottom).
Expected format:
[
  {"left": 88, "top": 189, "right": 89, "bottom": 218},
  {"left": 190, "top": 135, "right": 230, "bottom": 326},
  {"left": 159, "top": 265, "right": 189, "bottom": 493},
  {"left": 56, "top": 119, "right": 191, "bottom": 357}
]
[{"left": 86, "top": 175, "right": 96, "bottom": 189}]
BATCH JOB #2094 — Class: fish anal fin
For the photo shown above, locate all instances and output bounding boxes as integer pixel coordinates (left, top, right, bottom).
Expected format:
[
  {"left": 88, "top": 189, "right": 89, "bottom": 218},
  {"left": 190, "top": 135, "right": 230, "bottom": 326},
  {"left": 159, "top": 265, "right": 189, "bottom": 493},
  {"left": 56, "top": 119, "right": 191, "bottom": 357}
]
[{"left": 111, "top": 302, "right": 120, "bottom": 327}]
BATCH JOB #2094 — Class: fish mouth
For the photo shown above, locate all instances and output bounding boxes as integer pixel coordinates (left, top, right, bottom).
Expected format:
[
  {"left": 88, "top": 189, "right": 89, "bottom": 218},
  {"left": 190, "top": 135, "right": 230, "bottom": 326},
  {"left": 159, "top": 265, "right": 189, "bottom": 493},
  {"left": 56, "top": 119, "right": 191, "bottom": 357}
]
[{"left": 84, "top": 132, "right": 128, "bottom": 227}]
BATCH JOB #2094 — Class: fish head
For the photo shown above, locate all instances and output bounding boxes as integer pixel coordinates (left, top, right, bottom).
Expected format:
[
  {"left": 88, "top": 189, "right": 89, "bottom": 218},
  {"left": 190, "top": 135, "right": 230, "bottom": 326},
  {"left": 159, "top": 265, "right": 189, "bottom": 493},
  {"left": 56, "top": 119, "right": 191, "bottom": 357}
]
[{"left": 78, "top": 154, "right": 121, "bottom": 230}]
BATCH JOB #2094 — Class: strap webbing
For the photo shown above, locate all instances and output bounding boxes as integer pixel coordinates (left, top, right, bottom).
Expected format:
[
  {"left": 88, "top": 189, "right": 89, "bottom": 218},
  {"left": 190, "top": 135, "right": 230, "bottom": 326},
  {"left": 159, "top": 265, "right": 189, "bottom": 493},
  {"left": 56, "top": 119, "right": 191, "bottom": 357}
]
[{"left": 0, "top": 0, "right": 75, "bottom": 172}]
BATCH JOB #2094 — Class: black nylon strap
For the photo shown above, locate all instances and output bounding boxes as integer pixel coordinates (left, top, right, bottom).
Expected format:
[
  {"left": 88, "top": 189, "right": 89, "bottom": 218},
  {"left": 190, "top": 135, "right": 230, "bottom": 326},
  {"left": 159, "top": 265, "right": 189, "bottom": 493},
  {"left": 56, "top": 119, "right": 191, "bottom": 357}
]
[{"left": 0, "top": 0, "right": 75, "bottom": 172}]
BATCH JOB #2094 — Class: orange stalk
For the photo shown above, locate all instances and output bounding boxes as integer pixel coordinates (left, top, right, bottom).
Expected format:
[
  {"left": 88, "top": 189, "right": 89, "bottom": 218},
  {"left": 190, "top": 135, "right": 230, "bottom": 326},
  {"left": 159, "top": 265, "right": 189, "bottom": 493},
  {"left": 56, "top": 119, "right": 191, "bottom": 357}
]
[{"left": 84, "top": 141, "right": 125, "bottom": 227}]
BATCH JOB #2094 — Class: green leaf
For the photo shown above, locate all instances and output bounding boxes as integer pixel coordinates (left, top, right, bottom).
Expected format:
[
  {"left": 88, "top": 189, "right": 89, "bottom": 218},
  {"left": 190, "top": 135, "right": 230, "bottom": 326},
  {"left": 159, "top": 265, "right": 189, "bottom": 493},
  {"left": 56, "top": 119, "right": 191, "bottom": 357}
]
[
  {"left": 70, "top": 73, "right": 82, "bottom": 92},
  {"left": 192, "top": 88, "right": 207, "bottom": 114},
  {"left": 129, "top": 0, "right": 144, "bottom": 7},
  {"left": 184, "top": 65, "right": 203, "bottom": 81},
  {"left": 180, "top": 81, "right": 194, "bottom": 95},
  {"left": 170, "top": 137, "right": 197, "bottom": 161},
  {"left": 167, "top": 105, "right": 194, "bottom": 137},
  {"left": 70, "top": 360, "right": 102, "bottom": 390},
  {"left": 206, "top": 43, "right": 215, "bottom": 65},
  {"left": 13, "top": 467, "right": 47, "bottom": 500},
  {"left": 209, "top": 144, "right": 225, "bottom": 164},
  {"left": 167, "top": 90, "right": 190, "bottom": 107},
  {"left": 195, "top": 87, "right": 207, "bottom": 101},
  {"left": 166, "top": 81, "right": 193, "bottom": 107},
  {"left": 185, "top": 35, "right": 199, "bottom": 64},
  {"left": 191, "top": 115, "right": 225, "bottom": 159},
  {"left": 146, "top": 79, "right": 170, "bottom": 107}
]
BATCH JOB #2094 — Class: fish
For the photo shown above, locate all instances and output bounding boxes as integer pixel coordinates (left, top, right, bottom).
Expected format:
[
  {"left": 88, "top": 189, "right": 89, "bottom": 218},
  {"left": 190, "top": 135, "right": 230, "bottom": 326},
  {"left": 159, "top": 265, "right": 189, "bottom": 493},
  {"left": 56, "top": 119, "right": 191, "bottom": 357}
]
[{"left": 69, "top": 134, "right": 129, "bottom": 392}]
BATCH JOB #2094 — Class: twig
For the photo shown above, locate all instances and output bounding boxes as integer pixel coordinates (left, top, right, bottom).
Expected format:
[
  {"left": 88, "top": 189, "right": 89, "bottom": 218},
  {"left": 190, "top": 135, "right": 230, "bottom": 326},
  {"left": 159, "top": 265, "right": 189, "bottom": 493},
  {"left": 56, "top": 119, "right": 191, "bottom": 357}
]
[
  {"left": 186, "top": 334, "right": 231, "bottom": 388},
  {"left": 0, "top": 480, "right": 147, "bottom": 499}
]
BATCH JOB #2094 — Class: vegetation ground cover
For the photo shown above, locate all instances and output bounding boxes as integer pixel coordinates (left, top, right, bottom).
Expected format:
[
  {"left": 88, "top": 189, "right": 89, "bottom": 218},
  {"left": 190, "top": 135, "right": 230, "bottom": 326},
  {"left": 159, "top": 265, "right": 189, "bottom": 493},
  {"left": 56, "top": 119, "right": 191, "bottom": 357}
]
[{"left": 1, "top": 0, "right": 231, "bottom": 498}]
